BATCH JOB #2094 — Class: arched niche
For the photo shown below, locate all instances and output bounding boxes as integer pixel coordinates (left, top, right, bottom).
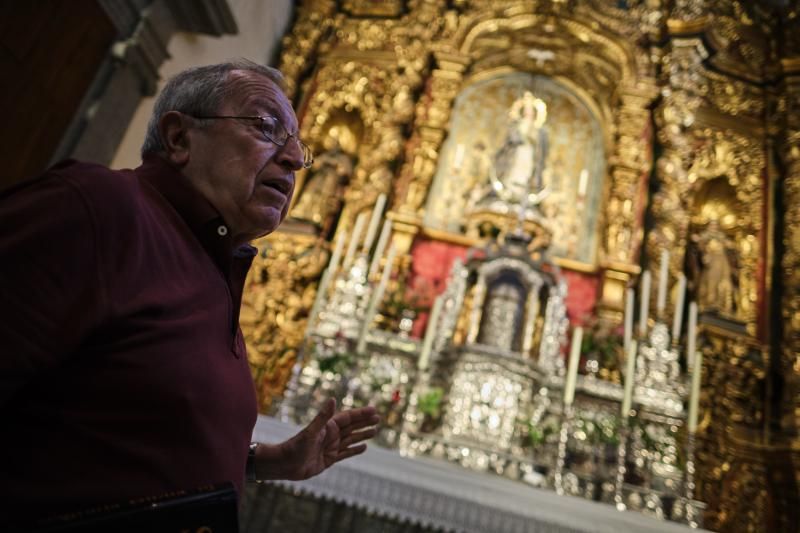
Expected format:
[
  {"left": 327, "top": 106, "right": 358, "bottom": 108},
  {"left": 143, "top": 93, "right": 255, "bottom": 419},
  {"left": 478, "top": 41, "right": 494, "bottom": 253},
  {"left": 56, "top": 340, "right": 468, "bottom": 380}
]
[
  {"left": 685, "top": 176, "right": 751, "bottom": 320},
  {"left": 423, "top": 72, "right": 606, "bottom": 265},
  {"left": 289, "top": 107, "right": 363, "bottom": 234}
]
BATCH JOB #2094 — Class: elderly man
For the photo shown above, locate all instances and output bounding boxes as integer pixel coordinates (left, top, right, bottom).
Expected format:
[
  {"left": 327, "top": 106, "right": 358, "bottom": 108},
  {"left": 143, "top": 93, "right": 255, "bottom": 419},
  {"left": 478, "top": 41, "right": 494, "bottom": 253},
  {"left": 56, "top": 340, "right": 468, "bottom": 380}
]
[{"left": 0, "top": 59, "right": 378, "bottom": 525}]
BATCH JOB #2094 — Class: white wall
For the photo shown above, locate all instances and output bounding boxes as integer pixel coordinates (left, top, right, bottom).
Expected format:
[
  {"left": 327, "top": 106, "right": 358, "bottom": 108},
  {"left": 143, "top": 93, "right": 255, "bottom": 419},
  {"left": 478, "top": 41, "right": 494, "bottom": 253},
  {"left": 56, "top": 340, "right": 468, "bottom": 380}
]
[{"left": 111, "top": 0, "right": 293, "bottom": 169}]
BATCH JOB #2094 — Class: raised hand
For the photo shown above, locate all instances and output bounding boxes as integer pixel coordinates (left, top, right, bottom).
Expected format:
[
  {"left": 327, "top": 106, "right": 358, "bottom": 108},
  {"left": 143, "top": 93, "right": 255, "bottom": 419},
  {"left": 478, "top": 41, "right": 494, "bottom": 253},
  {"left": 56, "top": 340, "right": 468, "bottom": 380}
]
[{"left": 256, "top": 398, "right": 379, "bottom": 481}]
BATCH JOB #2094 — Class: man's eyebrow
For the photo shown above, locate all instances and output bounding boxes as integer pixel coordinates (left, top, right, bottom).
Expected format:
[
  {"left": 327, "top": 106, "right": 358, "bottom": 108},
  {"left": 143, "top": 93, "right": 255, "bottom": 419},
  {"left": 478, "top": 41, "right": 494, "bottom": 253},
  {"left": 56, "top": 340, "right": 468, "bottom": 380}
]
[{"left": 250, "top": 99, "right": 279, "bottom": 116}]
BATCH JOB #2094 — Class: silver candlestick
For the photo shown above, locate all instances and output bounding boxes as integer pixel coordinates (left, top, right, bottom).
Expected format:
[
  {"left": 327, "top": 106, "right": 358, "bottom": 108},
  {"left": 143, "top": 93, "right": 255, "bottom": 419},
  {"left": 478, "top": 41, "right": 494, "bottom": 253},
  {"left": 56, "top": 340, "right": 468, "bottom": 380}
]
[
  {"left": 554, "top": 404, "right": 574, "bottom": 495},
  {"left": 684, "top": 432, "right": 699, "bottom": 528},
  {"left": 614, "top": 422, "right": 630, "bottom": 511}
]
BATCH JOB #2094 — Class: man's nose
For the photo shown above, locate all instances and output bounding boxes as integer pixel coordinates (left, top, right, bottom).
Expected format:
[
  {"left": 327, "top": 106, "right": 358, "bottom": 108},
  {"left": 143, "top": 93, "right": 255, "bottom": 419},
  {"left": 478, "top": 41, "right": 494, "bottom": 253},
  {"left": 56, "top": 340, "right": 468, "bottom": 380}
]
[{"left": 276, "top": 139, "right": 305, "bottom": 171}]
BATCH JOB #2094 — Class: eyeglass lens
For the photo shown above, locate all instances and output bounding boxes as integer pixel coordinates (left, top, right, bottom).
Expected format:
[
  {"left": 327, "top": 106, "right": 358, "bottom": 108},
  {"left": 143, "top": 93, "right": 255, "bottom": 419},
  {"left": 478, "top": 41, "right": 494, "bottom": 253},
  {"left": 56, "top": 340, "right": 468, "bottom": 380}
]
[{"left": 260, "top": 117, "right": 313, "bottom": 168}]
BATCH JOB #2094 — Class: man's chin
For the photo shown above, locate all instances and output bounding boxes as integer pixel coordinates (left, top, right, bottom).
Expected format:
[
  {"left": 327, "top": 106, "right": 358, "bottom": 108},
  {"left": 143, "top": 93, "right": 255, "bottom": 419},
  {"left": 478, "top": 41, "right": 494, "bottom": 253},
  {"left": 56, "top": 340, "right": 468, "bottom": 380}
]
[{"left": 249, "top": 209, "right": 285, "bottom": 239}]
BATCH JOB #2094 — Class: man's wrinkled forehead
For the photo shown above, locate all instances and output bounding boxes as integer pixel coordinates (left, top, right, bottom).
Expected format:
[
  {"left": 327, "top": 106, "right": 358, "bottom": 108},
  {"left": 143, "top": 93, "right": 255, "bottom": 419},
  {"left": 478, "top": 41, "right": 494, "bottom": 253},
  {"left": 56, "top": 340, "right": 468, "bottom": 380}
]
[{"left": 225, "top": 70, "right": 298, "bottom": 129}]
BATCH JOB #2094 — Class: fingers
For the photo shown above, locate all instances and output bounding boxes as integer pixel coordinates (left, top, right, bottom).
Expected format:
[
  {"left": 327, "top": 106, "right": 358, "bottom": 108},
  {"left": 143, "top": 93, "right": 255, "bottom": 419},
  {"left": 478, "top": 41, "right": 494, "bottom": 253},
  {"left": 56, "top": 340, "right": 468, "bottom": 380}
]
[
  {"left": 332, "top": 406, "right": 380, "bottom": 431},
  {"left": 314, "top": 400, "right": 380, "bottom": 451},
  {"left": 338, "top": 426, "right": 378, "bottom": 448},
  {"left": 334, "top": 443, "right": 367, "bottom": 463}
]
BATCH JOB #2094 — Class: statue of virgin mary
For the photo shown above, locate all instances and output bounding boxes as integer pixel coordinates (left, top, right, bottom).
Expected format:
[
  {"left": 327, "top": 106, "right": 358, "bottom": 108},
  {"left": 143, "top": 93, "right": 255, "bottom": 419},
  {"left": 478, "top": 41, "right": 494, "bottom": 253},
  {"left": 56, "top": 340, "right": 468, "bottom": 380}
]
[{"left": 491, "top": 91, "right": 549, "bottom": 206}]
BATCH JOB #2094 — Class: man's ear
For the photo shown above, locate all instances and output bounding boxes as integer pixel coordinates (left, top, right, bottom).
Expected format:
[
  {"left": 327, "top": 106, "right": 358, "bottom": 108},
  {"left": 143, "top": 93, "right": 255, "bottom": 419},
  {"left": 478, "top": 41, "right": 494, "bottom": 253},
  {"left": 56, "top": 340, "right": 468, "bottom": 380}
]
[{"left": 159, "top": 111, "right": 191, "bottom": 166}]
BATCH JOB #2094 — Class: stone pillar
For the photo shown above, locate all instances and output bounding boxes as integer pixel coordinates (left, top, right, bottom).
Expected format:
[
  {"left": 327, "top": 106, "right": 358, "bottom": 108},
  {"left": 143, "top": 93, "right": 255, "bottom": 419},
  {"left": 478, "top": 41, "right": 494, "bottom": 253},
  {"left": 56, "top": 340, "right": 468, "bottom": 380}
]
[{"left": 56, "top": 0, "right": 238, "bottom": 165}]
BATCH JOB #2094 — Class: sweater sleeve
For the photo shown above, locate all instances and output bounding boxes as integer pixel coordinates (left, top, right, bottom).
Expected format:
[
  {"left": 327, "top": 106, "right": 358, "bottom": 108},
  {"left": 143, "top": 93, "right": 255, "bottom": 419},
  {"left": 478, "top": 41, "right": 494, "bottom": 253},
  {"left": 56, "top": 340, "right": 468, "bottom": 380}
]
[{"left": 0, "top": 171, "right": 106, "bottom": 406}]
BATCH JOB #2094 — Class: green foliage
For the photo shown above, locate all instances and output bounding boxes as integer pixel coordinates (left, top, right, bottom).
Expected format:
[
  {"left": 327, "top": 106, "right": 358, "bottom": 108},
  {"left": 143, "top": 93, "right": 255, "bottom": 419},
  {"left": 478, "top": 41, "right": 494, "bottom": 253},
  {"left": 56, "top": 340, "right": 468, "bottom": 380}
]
[
  {"left": 418, "top": 387, "right": 444, "bottom": 418},
  {"left": 525, "top": 419, "right": 559, "bottom": 448},
  {"left": 317, "top": 351, "right": 353, "bottom": 375},
  {"left": 574, "top": 414, "right": 621, "bottom": 446},
  {"left": 581, "top": 318, "right": 624, "bottom": 373}
]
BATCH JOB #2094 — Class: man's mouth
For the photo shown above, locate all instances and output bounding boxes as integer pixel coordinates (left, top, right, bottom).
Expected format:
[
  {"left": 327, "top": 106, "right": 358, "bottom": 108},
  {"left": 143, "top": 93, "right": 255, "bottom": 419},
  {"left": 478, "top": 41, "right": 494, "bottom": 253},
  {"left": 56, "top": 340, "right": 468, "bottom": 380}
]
[{"left": 261, "top": 180, "right": 290, "bottom": 195}]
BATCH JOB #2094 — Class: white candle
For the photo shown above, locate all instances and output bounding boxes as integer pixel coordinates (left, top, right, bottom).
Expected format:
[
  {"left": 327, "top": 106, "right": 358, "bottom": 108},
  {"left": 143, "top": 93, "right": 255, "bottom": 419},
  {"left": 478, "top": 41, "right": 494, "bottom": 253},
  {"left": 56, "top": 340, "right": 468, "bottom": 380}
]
[
  {"left": 577, "top": 169, "right": 589, "bottom": 197},
  {"left": 657, "top": 250, "right": 669, "bottom": 315},
  {"left": 639, "top": 270, "right": 651, "bottom": 338},
  {"left": 368, "top": 220, "right": 393, "bottom": 279},
  {"left": 342, "top": 212, "right": 367, "bottom": 272},
  {"left": 356, "top": 244, "right": 397, "bottom": 354},
  {"left": 307, "top": 267, "right": 331, "bottom": 333},
  {"left": 621, "top": 340, "right": 638, "bottom": 417},
  {"left": 328, "top": 231, "right": 346, "bottom": 274},
  {"left": 671, "top": 274, "right": 687, "bottom": 341},
  {"left": 563, "top": 326, "right": 583, "bottom": 405},
  {"left": 375, "top": 244, "right": 398, "bottom": 309},
  {"left": 624, "top": 288, "right": 634, "bottom": 353},
  {"left": 362, "top": 194, "right": 387, "bottom": 254},
  {"left": 688, "top": 348, "right": 703, "bottom": 433},
  {"left": 687, "top": 301, "right": 698, "bottom": 370},
  {"left": 419, "top": 295, "right": 444, "bottom": 370},
  {"left": 453, "top": 143, "right": 465, "bottom": 170}
]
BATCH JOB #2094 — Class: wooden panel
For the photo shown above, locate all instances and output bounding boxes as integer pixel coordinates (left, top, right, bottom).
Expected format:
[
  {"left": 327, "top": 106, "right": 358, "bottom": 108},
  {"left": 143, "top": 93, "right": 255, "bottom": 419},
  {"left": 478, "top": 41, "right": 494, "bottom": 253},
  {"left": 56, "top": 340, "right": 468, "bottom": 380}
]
[{"left": 0, "top": 0, "right": 116, "bottom": 189}]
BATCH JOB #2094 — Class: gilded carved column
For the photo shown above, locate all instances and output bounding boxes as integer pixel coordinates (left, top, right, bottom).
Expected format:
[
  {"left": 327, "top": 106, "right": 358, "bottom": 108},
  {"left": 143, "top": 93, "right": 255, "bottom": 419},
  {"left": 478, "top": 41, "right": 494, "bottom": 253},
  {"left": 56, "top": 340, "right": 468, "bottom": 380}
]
[
  {"left": 778, "top": 60, "right": 800, "bottom": 439},
  {"left": 651, "top": 34, "right": 707, "bottom": 296},
  {"left": 598, "top": 84, "right": 657, "bottom": 314},
  {"left": 392, "top": 51, "right": 468, "bottom": 256}
]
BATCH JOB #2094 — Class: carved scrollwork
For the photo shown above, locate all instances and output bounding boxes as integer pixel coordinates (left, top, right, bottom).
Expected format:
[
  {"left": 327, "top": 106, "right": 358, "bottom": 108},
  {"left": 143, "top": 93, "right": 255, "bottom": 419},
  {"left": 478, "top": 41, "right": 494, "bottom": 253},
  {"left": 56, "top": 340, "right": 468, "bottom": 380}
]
[
  {"left": 275, "top": 0, "right": 338, "bottom": 99},
  {"left": 778, "top": 71, "right": 800, "bottom": 439},
  {"left": 241, "top": 233, "right": 323, "bottom": 409},
  {"left": 694, "top": 324, "right": 770, "bottom": 532},
  {"left": 394, "top": 65, "right": 464, "bottom": 216}
]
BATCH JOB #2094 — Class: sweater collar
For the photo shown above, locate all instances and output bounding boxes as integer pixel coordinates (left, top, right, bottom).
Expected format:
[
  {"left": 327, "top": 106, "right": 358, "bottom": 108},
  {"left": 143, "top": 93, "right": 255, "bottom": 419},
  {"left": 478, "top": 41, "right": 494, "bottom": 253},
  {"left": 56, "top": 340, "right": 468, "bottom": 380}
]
[{"left": 136, "top": 155, "right": 256, "bottom": 272}]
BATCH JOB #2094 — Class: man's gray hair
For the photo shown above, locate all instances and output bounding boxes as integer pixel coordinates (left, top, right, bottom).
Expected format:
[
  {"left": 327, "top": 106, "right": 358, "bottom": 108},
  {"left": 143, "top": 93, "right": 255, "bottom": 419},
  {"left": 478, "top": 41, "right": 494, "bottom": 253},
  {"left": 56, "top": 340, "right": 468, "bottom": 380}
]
[{"left": 141, "top": 59, "right": 285, "bottom": 156}]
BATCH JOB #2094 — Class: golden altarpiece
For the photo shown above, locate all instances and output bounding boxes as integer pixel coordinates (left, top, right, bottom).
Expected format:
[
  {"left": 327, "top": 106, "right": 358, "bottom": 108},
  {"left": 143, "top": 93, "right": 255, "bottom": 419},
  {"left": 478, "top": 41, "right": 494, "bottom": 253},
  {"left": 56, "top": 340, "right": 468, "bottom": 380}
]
[{"left": 238, "top": 1, "right": 800, "bottom": 531}]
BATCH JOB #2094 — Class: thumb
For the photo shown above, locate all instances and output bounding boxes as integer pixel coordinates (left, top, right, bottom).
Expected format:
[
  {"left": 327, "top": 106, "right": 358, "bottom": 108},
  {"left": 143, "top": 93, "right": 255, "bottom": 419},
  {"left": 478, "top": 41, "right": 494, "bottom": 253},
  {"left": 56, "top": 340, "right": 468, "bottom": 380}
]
[{"left": 307, "top": 398, "right": 336, "bottom": 434}]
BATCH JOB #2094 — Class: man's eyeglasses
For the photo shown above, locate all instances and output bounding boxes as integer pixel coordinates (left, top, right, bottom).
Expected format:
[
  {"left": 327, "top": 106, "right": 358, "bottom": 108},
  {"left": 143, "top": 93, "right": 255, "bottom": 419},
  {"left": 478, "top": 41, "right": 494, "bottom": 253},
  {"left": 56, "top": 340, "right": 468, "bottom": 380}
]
[{"left": 192, "top": 115, "right": 314, "bottom": 168}]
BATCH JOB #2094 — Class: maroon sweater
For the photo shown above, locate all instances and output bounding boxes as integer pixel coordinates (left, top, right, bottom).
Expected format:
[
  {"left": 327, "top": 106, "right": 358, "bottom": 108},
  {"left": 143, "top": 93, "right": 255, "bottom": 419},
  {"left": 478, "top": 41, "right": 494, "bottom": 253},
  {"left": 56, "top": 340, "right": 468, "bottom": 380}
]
[{"left": 0, "top": 156, "right": 258, "bottom": 522}]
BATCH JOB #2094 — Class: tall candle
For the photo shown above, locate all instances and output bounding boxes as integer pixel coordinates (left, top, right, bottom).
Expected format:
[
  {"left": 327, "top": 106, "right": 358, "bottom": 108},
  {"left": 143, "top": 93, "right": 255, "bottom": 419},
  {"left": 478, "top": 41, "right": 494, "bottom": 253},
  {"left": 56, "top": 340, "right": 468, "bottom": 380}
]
[
  {"left": 671, "top": 274, "right": 687, "bottom": 341},
  {"left": 356, "top": 244, "right": 397, "bottom": 353},
  {"left": 657, "top": 250, "right": 669, "bottom": 315},
  {"left": 621, "top": 340, "right": 638, "bottom": 417},
  {"left": 419, "top": 295, "right": 444, "bottom": 370},
  {"left": 564, "top": 326, "right": 584, "bottom": 405},
  {"left": 307, "top": 267, "right": 331, "bottom": 333},
  {"left": 362, "top": 194, "right": 387, "bottom": 254},
  {"left": 453, "top": 144, "right": 466, "bottom": 170},
  {"left": 368, "top": 220, "right": 393, "bottom": 279},
  {"left": 687, "top": 301, "right": 698, "bottom": 370},
  {"left": 688, "top": 348, "right": 703, "bottom": 433},
  {"left": 624, "top": 288, "right": 634, "bottom": 353},
  {"left": 577, "top": 169, "right": 589, "bottom": 197},
  {"left": 377, "top": 244, "right": 398, "bottom": 307},
  {"left": 328, "top": 231, "right": 346, "bottom": 274},
  {"left": 342, "top": 212, "right": 367, "bottom": 272},
  {"left": 639, "top": 271, "right": 651, "bottom": 338}
]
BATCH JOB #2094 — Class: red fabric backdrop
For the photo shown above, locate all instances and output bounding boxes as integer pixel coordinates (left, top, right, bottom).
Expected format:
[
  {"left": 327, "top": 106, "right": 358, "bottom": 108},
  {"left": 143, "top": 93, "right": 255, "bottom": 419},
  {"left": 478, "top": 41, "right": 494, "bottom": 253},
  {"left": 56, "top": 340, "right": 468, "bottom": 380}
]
[{"left": 407, "top": 237, "right": 601, "bottom": 337}]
